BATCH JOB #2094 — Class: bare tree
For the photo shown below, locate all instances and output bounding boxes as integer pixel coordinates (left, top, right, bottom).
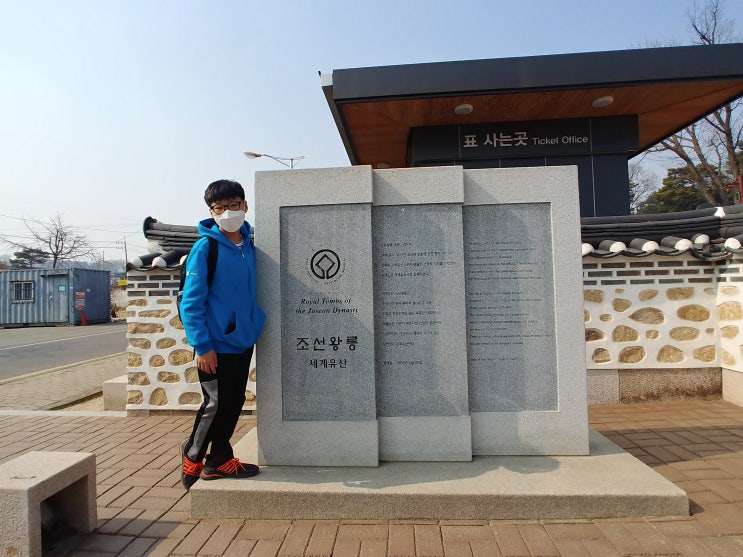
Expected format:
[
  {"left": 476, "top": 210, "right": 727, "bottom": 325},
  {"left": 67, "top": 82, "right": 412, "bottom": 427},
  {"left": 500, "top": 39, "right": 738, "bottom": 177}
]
[
  {"left": 0, "top": 212, "right": 97, "bottom": 268},
  {"left": 648, "top": 0, "right": 742, "bottom": 206},
  {"left": 688, "top": 0, "right": 735, "bottom": 45},
  {"left": 629, "top": 162, "right": 658, "bottom": 213}
]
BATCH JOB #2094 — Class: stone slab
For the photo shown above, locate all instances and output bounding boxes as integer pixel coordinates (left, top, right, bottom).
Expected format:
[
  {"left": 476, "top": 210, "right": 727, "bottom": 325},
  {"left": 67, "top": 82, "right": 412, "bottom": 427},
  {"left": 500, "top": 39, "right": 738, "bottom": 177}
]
[
  {"left": 464, "top": 167, "right": 589, "bottom": 455},
  {"left": 723, "top": 368, "right": 743, "bottom": 406},
  {"left": 103, "top": 374, "right": 127, "bottom": 411},
  {"left": 378, "top": 416, "right": 472, "bottom": 461},
  {"left": 0, "top": 451, "right": 96, "bottom": 557},
  {"left": 372, "top": 166, "right": 464, "bottom": 205},
  {"left": 373, "top": 204, "right": 467, "bottom": 418},
  {"left": 465, "top": 202, "right": 558, "bottom": 412},
  {"left": 255, "top": 166, "right": 378, "bottom": 466},
  {"left": 372, "top": 167, "right": 470, "bottom": 461},
  {"left": 280, "top": 203, "right": 375, "bottom": 422},
  {"left": 190, "top": 429, "right": 688, "bottom": 520}
]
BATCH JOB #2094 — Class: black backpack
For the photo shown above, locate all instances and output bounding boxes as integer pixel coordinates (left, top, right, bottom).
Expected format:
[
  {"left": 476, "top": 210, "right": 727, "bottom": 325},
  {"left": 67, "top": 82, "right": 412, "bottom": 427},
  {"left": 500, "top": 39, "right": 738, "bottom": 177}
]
[{"left": 177, "top": 236, "right": 218, "bottom": 323}]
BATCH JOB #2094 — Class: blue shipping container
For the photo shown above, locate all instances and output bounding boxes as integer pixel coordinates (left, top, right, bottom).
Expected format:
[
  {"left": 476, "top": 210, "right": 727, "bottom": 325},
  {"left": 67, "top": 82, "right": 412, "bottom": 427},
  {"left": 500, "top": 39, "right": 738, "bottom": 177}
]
[{"left": 0, "top": 268, "right": 111, "bottom": 327}]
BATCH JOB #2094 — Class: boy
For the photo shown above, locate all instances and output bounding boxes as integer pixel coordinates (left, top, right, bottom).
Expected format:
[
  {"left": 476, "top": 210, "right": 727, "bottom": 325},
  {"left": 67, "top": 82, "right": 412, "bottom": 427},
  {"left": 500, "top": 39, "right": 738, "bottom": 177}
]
[{"left": 178, "top": 179, "right": 266, "bottom": 490}]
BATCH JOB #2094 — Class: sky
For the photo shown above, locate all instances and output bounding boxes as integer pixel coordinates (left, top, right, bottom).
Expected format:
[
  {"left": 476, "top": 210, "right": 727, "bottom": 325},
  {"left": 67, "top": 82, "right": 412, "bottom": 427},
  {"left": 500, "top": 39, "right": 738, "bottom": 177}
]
[{"left": 2, "top": 0, "right": 743, "bottom": 263}]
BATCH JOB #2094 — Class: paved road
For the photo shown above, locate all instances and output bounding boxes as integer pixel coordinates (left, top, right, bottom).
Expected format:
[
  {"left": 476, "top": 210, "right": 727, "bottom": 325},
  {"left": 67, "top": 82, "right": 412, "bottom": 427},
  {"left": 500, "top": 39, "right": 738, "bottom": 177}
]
[{"left": 0, "top": 322, "right": 127, "bottom": 380}]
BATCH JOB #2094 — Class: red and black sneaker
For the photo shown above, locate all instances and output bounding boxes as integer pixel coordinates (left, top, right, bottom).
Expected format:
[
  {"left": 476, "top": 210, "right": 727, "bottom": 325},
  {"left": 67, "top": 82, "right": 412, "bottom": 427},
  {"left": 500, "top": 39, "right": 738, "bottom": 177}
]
[
  {"left": 180, "top": 439, "right": 203, "bottom": 491},
  {"left": 200, "top": 458, "right": 260, "bottom": 480}
]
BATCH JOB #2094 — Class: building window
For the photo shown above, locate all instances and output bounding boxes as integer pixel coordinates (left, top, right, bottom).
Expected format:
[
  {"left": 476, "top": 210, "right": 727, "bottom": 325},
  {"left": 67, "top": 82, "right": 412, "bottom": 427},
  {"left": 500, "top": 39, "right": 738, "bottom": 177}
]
[{"left": 12, "top": 281, "right": 34, "bottom": 302}]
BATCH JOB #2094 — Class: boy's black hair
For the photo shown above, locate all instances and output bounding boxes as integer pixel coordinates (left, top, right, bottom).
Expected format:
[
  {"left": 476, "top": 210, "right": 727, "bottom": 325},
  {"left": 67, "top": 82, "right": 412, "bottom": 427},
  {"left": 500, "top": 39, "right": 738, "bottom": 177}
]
[{"left": 204, "top": 179, "right": 245, "bottom": 206}]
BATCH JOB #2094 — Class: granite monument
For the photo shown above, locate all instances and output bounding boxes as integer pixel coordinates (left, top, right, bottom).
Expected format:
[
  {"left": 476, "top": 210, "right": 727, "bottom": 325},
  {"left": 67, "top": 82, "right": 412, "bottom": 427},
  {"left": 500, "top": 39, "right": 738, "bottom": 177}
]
[{"left": 254, "top": 165, "right": 588, "bottom": 466}]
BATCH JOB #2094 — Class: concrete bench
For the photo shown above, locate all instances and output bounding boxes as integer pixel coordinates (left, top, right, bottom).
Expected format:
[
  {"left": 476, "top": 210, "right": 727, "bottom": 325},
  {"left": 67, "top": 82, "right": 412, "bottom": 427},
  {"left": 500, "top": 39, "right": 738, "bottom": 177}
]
[{"left": 0, "top": 451, "right": 96, "bottom": 557}]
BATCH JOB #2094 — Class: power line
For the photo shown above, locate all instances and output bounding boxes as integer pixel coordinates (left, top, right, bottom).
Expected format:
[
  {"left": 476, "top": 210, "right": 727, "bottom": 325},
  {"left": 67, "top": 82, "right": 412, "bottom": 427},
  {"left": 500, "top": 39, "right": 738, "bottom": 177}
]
[
  {"left": 82, "top": 227, "right": 139, "bottom": 234},
  {"left": 0, "top": 213, "right": 139, "bottom": 235},
  {"left": 0, "top": 233, "right": 36, "bottom": 240}
]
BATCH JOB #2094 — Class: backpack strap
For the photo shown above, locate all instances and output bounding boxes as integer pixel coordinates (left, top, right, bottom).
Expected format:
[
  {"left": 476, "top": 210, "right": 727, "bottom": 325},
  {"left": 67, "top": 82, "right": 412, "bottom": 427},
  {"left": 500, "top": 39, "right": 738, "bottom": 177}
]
[{"left": 205, "top": 236, "right": 218, "bottom": 286}]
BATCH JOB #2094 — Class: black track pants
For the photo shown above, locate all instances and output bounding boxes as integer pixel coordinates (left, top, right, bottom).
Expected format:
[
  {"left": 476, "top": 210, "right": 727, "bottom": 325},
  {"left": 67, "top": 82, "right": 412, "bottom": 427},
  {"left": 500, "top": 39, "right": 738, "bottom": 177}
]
[{"left": 185, "top": 347, "right": 252, "bottom": 468}]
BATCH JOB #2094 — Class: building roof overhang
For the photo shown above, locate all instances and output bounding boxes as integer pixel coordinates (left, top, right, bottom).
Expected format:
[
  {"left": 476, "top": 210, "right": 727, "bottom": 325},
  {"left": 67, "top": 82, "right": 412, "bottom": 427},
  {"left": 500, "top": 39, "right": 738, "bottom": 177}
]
[{"left": 322, "top": 44, "right": 743, "bottom": 168}]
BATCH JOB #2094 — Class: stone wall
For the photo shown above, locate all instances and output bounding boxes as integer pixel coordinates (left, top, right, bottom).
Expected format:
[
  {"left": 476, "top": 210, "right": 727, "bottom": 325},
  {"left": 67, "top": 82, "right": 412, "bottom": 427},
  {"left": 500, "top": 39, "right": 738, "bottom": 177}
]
[
  {"left": 583, "top": 253, "right": 743, "bottom": 403},
  {"left": 125, "top": 270, "right": 256, "bottom": 414},
  {"left": 125, "top": 254, "right": 743, "bottom": 412}
]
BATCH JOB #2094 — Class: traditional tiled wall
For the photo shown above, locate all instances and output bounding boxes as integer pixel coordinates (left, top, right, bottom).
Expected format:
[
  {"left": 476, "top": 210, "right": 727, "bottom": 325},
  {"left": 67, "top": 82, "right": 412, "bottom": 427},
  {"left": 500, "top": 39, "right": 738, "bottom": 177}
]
[
  {"left": 583, "top": 254, "right": 743, "bottom": 369},
  {"left": 126, "top": 255, "right": 743, "bottom": 412},
  {"left": 125, "top": 270, "right": 257, "bottom": 413},
  {"left": 583, "top": 254, "right": 743, "bottom": 402}
]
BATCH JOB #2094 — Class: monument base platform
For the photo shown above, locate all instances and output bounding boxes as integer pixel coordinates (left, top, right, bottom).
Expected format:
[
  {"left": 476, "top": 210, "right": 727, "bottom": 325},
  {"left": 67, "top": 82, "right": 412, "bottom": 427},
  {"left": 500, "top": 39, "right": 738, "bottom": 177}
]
[{"left": 190, "top": 429, "right": 688, "bottom": 520}]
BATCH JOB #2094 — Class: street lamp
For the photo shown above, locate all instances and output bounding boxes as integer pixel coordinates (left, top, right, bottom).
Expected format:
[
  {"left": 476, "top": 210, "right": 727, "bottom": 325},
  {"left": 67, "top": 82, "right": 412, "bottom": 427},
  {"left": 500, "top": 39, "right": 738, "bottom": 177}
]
[{"left": 243, "top": 151, "right": 305, "bottom": 169}]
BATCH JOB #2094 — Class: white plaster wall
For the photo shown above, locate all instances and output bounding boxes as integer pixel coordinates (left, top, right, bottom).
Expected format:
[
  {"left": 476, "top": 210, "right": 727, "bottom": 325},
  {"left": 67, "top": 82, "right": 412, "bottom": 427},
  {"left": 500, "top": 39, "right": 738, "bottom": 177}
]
[
  {"left": 583, "top": 254, "right": 740, "bottom": 370},
  {"left": 125, "top": 269, "right": 257, "bottom": 412}
]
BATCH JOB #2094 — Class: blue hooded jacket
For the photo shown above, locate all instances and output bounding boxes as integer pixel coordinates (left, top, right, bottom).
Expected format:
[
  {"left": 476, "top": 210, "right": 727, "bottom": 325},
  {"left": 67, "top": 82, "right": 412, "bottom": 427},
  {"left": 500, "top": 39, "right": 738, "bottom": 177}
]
[{"left": 179, "top": 218, "right": 266, "bottom": 355}]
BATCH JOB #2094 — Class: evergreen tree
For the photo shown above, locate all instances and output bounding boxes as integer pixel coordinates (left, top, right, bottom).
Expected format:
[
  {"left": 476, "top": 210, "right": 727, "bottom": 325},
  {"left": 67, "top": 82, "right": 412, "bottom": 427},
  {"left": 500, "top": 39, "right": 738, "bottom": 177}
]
[
  {"left": 637, "top": 166, "right": 723, "bottom": 214},
  {"left": 9, "top": 247, "right": 49, "bottom": 269}
]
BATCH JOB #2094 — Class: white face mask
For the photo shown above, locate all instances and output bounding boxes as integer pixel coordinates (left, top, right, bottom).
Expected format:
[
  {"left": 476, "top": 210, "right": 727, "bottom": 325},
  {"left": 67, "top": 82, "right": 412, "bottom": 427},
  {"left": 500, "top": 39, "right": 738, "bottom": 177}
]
[{"left": 215, "top": 210, "right": 245, "bottom": 233}]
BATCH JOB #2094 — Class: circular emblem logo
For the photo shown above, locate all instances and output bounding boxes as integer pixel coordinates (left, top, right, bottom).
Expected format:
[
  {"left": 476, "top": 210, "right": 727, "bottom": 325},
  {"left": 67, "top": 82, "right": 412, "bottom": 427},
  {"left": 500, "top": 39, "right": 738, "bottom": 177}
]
[{"left": 310, "top": 249, "right": 341, "bottom": 280}]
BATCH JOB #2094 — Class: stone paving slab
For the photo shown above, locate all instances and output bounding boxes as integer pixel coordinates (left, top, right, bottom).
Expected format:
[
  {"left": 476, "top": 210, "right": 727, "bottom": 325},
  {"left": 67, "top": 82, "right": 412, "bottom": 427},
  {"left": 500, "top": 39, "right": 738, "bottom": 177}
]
[
  {"left": 190, "top": 429, "right": 687, "bottom": 520},
  {"left": 0, "top": 387, "right": 741, "bottom": 555}
]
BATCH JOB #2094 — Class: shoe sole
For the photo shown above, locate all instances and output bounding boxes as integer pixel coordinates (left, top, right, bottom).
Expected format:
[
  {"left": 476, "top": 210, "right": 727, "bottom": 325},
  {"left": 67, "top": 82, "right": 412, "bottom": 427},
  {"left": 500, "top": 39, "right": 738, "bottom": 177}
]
[{"left": 200, "top": 468, "right": 260, "bottom": 480}]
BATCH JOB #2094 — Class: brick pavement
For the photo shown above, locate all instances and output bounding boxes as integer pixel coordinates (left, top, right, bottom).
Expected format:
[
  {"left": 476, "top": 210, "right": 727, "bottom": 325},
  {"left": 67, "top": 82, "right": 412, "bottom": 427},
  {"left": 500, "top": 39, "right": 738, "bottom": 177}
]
[{"left": 0, "top": 399, "right": 742, "bottom": 556}]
